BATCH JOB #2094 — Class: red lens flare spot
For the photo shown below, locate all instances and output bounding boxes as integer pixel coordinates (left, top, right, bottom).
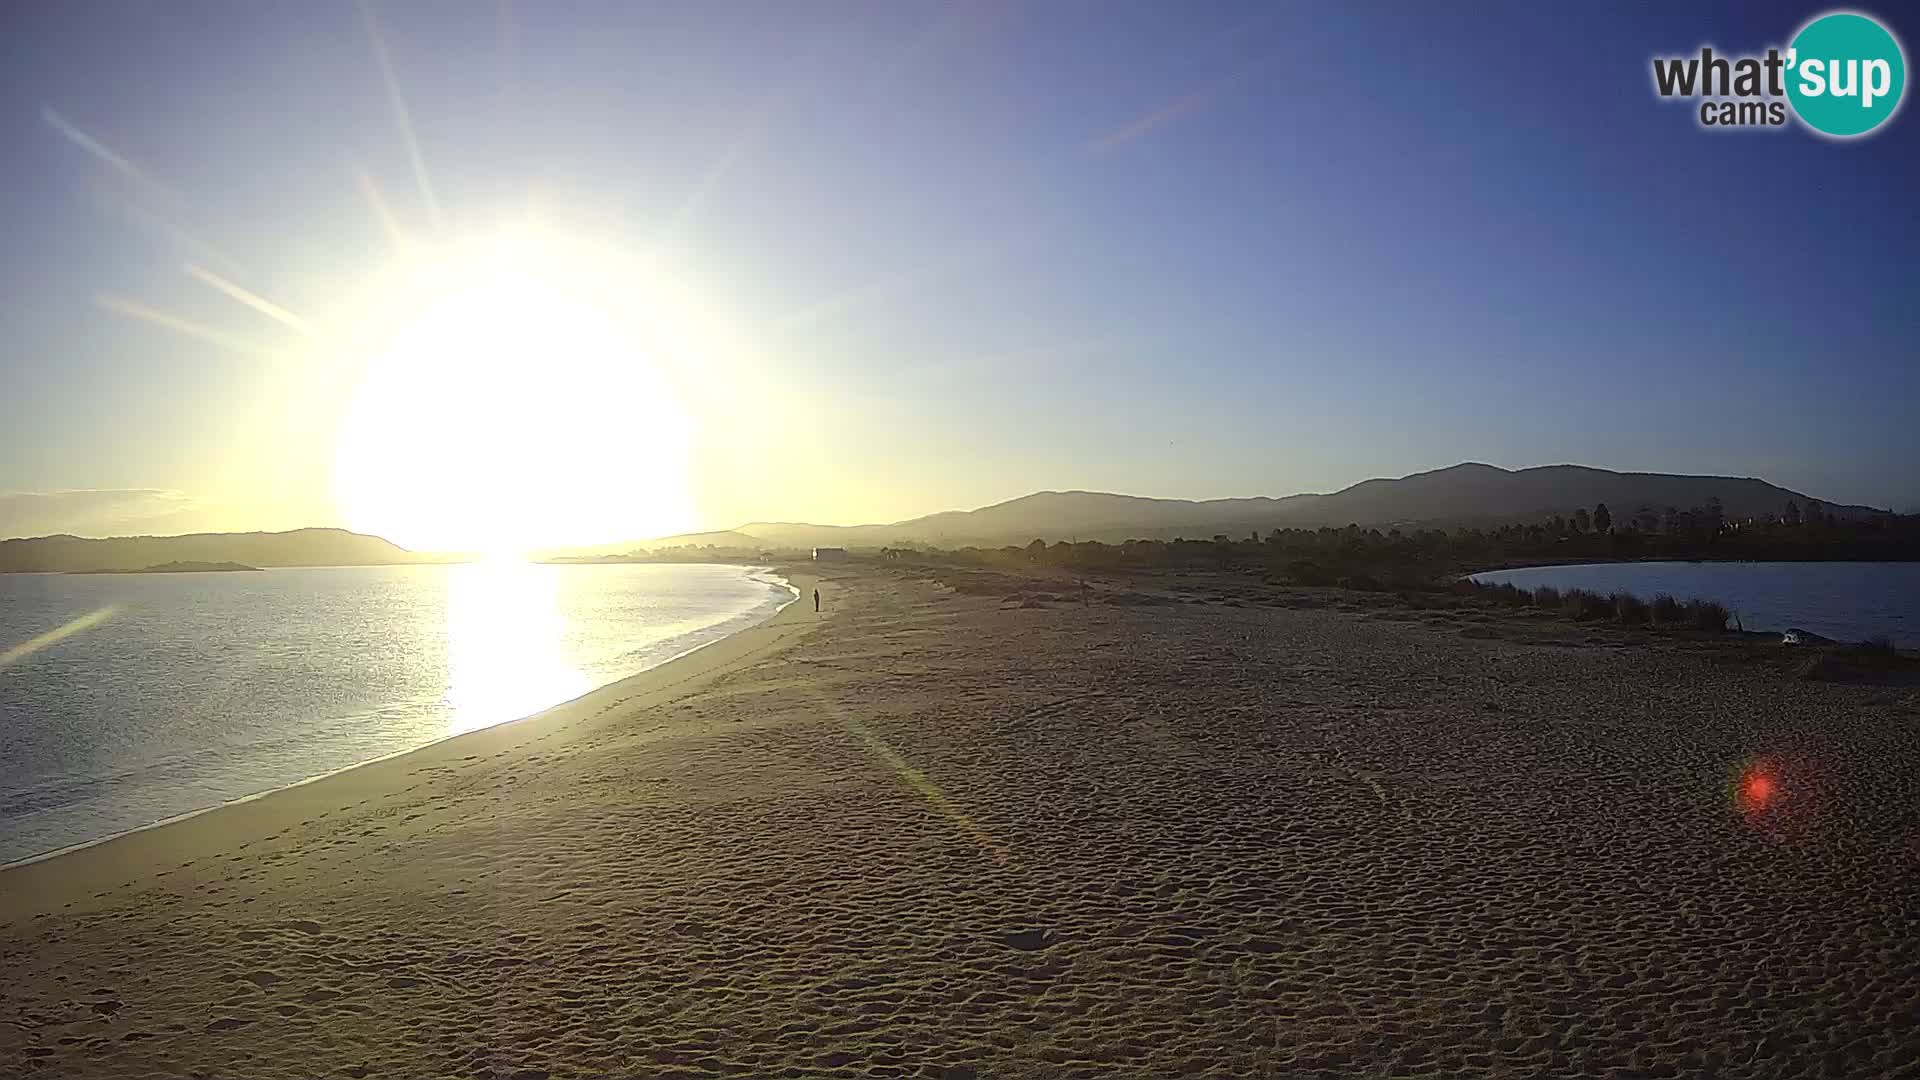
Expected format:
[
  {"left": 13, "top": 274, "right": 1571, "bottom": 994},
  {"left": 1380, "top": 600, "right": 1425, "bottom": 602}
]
[
  {"left": 1731, "top": 754, "right": 1818, "bottom": 843},
  {"left": 1735, "top": 760, "right": 1785, "bottom": 817}
]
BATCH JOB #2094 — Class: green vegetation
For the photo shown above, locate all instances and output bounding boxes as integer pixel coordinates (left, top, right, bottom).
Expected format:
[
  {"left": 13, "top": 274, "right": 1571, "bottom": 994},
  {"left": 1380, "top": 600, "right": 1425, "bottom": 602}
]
[
  {"left": 1470, "top": 579, "right": 1729, "bottom": 631},
  {"left": 854, "top": 498, "right": 1898, "bottom": 639},
  {"left": 1611, "top": 591, "right": 1649, "bottom": 625},
  {"left": 889, "top": 499, "right": 1916, "bottom": 587},
  {"left": 658, "top": 498, "right": 1909, "bottom": 649}
]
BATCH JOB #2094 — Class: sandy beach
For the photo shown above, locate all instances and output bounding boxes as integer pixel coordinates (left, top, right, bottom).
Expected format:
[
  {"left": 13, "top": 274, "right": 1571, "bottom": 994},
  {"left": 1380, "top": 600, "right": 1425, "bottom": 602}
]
[{"left": 3, "top": 566, "right": 1918, "bottom": 1077}]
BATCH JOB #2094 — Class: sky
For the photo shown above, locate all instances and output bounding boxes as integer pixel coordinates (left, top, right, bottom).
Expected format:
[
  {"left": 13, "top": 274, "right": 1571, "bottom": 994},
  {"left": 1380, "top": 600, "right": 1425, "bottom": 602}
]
[{"left": 1, "top": 0, "right": 1915, "bottom": 546}]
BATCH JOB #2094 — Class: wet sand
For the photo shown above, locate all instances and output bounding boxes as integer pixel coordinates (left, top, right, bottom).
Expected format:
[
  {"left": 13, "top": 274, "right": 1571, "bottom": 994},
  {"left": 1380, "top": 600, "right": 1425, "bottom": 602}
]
[{"left": 3, "top": 568, "right": 1918, "bottom": 1077}]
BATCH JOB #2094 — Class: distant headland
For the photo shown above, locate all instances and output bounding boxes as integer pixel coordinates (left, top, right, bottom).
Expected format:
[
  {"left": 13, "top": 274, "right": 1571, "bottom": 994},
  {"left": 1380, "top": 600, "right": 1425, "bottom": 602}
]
[
  {"left": 0, "top": 528, "right": 458, "bottom": 575},
  {"left": 68, "top": 560, "right": 262, "bottom": 575}
]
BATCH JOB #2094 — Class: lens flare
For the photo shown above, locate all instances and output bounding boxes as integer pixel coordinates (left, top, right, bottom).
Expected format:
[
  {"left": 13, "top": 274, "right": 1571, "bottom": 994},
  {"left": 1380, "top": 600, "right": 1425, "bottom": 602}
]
[
  {"left": 845, "top": 717, "right": 1010, "bottom": 866},
  {"left": 1730, "top": 754, "right": 1815, "bottom": 842},
  {"left": 1734, "top": 758, "right": 1782, "bottom": 816},
  {"left": 0, "top": 607, "right": 116, "bottom": 669}
]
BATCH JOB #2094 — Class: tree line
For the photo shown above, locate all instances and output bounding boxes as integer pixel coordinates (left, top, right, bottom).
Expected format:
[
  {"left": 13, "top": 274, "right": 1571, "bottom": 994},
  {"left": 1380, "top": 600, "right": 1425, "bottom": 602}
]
[{"left": 890, "top": 500, "right": 1920, "bottom": 588}]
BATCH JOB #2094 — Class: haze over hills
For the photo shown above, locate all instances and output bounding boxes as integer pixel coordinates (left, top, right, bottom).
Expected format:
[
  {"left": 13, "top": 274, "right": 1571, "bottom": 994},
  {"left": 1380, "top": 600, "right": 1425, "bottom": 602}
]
[{"left": 645, "top": 464, "right": 1887, "bottom": 551}]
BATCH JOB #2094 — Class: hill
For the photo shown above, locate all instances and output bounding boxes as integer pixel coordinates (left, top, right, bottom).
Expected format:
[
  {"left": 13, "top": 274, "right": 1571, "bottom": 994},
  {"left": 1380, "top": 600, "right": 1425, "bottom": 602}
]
[
  {"left": 0, "top": 528, "right": 425, "bottom": 574},
  {"left": 1253, "top": 463, "right": 1880, "bottom": 532},
  {"left": 646, "top": 463, "right": 1885, "bottom": 550}
]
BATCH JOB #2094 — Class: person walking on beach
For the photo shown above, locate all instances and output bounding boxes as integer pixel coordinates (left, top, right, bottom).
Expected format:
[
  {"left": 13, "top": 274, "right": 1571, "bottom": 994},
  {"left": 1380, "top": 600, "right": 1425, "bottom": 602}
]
[{"left": 813, "top": 588, "right": 821, "bottom": 613}]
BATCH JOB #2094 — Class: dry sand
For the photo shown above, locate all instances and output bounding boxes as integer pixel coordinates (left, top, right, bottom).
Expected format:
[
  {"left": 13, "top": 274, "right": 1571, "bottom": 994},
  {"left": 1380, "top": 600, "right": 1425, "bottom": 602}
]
[{"left": 3, "top": 567, "right": 1918, "bottom": 1078}]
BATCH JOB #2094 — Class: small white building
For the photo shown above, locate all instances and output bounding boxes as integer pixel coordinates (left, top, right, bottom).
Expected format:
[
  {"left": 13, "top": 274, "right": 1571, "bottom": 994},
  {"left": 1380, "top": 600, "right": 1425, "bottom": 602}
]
[{"left": 812, "top": 547, "right": 848, "bottom": 562}]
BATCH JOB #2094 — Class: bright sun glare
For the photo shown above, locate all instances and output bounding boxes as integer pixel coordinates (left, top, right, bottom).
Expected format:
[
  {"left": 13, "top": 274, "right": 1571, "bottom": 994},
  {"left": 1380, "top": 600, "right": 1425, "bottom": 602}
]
[{"left": 333, "top": 232, "right": 698, "bottom": 554}]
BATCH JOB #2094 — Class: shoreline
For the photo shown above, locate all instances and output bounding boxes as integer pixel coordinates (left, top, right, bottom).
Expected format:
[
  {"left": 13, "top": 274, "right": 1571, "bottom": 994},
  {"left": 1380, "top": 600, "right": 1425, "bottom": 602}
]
[
  {"left": 1, "top": 571, "right": 801, "bottom": 872},
  {"left": 0, "top": 570, "right": 821, "bottom": 915}
]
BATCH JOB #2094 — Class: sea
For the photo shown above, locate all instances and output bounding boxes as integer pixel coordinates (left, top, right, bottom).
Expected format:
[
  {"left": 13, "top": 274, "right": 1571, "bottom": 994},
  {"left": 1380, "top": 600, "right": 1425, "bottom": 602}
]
[
  {"left": 0, "top": 562, "right": 793, "bottom": 864},
  {"left": 1469, "top": 561, "right": 1919, "bottom": 647}
]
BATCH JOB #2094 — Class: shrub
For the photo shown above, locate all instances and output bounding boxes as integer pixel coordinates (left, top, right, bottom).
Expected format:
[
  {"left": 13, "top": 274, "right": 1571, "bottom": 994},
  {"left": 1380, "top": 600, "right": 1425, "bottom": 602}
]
[
  {"left": 1612, "top": 591, "right": 1650, "bottom": 625},
  {"left": 1480, "top": 581, "right": 1532, "bottom": 606},
  {"left": 1562, "top": 588, "right": 1611, "bottom": 621},
  {"left": 1649, "top": 593, "right": 1685, "bottom": 625},
  {"left": 1686, "top": 599, "right": 1730, "bottom": 631},
  {"left": 1531, "top": 585, "right": 1561, "bottom": 609}
]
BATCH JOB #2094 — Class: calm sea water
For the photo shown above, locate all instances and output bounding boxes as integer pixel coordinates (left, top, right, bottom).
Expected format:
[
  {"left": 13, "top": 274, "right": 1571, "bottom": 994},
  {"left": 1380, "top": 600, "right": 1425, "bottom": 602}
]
[
  {"left": 1470, "top": 562, "right": 1919, "bottom": 647},
  {"left": 0, "top": 563, "right": 793, "bottom": 863}
]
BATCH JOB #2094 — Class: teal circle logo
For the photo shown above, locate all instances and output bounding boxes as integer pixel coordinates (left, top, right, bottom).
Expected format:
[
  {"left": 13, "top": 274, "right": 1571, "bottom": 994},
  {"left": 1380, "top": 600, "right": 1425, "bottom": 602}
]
[{"left": 1786, "top": 12, "right": 1906, "bottom": 137}]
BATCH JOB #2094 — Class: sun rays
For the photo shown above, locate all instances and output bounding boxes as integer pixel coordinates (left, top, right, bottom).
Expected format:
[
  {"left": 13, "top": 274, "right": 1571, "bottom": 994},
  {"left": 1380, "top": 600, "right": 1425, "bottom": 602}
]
[
  {"left": 354, "top": 163, "right": 412, "bottom": 254},
  {"left": 182, "top": 265, "right": 314, "bottom": 335},
  {"left": 46, "top": 2, "right": 721, "bottom": 554},
  {"left": 358, "top": 0, "right": 442, "bottom": 233},
  {"left": 92, "top": 295, "right": 272, "bottom": 357},
  {"left": 51, "top": 1, "right": 1236, "bottom": 379},
  {"left": 50, "top": 0, "right": 454, "bottom": 362},
  {"left": 41, "top": 1, "right": 1258, "bottom": 553},
  {"left": 47, "top": 105, "right": 314, "bottom": 351}
]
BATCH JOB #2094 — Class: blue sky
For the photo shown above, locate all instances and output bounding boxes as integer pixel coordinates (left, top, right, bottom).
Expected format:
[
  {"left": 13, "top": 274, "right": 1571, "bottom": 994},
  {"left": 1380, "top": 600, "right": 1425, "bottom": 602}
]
[{"left": 1, "top": 1, "right": 1915, "bottom": 540}]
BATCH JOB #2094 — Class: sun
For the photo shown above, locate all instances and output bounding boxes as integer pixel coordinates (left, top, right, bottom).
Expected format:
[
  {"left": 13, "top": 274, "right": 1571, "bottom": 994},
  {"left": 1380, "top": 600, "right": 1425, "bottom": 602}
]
[{"left": 333, "top": 232, "right": 698, "bottom": 555}]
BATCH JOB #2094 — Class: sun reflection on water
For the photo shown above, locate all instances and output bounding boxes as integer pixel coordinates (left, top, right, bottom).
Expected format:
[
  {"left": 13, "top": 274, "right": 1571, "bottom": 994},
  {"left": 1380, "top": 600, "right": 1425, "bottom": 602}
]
[{"left": 444, "top": 558, "right": 590, "bottom": 737}]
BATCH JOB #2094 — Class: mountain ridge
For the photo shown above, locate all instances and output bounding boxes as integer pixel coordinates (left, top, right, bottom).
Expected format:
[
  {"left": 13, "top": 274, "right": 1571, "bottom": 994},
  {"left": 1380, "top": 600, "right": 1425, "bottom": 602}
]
[
  {"left": 0, "top": 464, "right": 1890, "bottom": 569},
  {"left": 650, "top": 463, "right": 1886, "bottom": 550}
]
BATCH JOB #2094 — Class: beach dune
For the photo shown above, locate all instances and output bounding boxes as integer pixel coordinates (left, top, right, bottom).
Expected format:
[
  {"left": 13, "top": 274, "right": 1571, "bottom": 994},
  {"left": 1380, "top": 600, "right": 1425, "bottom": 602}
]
[{"left": 3, "top": 569, "right": 1918, "bottom": 1077}]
